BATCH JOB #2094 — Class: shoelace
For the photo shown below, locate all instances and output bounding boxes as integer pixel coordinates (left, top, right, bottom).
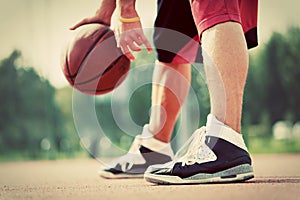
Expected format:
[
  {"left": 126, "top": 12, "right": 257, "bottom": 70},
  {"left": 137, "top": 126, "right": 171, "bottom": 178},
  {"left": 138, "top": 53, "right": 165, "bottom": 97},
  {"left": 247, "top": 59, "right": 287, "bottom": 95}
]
[
  {"left": 116, "top": 135, "right": 143, "bottom": 171},
  {"left": 173, "top": 126, "right": 207, "bottom": 166},
  {"left": 128, "top": 135, "right": 143, "bottom": 153}
]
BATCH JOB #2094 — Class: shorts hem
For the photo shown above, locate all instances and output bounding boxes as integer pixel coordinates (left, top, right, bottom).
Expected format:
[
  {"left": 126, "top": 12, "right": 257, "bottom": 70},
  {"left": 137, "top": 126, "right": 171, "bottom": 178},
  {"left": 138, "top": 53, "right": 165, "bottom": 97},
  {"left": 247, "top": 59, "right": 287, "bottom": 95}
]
[
  {"left": 157, "top": 58, "right": 192, "bottom": 64},
  {"left": 197, "top": 13, "right": 241, "bottom": 36}
]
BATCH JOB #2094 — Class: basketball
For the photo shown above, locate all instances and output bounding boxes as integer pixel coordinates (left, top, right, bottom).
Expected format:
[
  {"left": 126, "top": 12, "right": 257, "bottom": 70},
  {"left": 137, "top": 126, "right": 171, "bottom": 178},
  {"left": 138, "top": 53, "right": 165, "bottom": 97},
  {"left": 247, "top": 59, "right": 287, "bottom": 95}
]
[{"left": 61, "top": 23, "right": 130, "bottom": 95}]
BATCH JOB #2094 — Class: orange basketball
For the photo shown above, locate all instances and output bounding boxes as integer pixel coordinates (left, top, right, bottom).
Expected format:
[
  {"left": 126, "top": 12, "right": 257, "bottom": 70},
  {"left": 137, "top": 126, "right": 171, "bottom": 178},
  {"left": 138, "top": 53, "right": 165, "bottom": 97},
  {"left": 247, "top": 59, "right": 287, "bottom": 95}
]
[{"left": 62, "top": 23, "right": 130, "bottom": 95}]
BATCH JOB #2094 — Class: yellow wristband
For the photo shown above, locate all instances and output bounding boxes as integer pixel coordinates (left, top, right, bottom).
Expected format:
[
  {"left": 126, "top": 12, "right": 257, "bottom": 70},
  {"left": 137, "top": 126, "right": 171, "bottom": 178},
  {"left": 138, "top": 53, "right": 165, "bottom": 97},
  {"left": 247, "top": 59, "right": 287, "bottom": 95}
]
[{"left": 119, "top": 16, "right": 140, "bottom": 23}]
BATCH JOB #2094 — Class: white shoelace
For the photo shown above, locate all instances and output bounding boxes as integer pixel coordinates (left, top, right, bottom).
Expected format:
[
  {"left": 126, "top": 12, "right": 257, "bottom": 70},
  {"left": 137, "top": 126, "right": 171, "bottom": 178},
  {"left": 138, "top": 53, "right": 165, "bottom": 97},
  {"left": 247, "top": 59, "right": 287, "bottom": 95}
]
[
  {"left": 113, "top": 127, "right": 209, "bottom": 170},
  {"left": 108, "top": 135, "right": 145, "bottom": 171},
  {"left": 173, "top": 127, "right": 207, "bottom": 166},
  {"left": 128, "top": 135, "right": 143, "bottom": 154}
]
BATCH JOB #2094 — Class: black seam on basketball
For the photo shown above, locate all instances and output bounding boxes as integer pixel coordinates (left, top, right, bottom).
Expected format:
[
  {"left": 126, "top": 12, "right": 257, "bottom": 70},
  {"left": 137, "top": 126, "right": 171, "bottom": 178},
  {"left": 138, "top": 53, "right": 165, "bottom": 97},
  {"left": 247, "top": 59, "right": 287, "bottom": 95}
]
[
  {"left": 64, "top": 43, "right": 76, "bottom": 79},
  {"left": 78, "top": 57, "right": 127, "bottom": 94},
  {"left": 74, "top": 55, "right": 124, "bottom": 86},
  {"left": 101, "top": 55, "right": 123, "bottom": 75},
  {"left": 66, "top": 26, "right": 111, "bottom": 79},
  {"left": 65, "top": 46, "right": 75, "bottom": 85},
  {"left": 75, "top": 27, "right": 111, "bottom": 78}
]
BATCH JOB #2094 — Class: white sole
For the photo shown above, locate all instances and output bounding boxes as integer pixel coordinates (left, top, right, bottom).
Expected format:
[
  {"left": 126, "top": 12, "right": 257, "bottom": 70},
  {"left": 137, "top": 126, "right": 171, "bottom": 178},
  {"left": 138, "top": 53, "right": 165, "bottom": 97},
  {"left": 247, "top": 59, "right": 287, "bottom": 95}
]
[
  {"left": 99, "top": 170, "right": 144, "bottom": 179},
  {"left": 144, "top": 164, "right": 254, "bottom": 185}
]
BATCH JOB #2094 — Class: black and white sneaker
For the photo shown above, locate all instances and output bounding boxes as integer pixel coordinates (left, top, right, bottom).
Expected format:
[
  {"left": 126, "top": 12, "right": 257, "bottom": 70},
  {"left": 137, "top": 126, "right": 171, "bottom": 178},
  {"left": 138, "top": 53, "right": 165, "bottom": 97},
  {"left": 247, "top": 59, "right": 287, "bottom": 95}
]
[
  {"left": 99, "top": 125, "right": 174, "bottom": 179},
  {"left": 144, "top": 115, "right": 254, "bottom": 184}
]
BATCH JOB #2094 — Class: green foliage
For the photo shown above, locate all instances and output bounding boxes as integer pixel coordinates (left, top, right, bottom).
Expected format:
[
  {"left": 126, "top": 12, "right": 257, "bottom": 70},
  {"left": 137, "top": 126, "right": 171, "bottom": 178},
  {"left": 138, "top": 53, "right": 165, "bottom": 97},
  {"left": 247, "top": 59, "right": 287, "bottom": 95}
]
[
  {"left": 128, "top": 84, "right": 152, "bottom": 126},
  {"left": 0, "top": 50, "right": 77, "bottom": 158},
  {"left": 244, "top": 26, "right": 300, "bottom": 129},
  {"left": 55, "top": 87, "right": 82, "bottom": 152},
  {"left": 190, "top": 63, "right": 210, "bottom": 127},
  {"left": 249, "top": 137, "right": 300, "bottom": 154}
]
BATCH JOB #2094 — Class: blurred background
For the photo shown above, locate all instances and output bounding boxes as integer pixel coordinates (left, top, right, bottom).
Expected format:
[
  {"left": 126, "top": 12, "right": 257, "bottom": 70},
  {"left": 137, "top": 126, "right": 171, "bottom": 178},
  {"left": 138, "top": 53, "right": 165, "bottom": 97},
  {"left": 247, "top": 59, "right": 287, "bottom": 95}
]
[{"left": 0, "top": 0, "right": 300, "bottom": 161}]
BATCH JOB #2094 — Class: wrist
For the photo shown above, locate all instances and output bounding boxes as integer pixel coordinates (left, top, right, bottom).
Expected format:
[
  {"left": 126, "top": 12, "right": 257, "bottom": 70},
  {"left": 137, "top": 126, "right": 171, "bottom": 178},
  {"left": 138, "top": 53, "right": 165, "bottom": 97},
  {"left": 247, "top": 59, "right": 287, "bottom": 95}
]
[
  {"left": 119, "top": 0, "right": 137, "bottom": 18},
  {"left": 96, "top": 0, "right": 116, "bottom": 25},
  {"left": 95, "top": 10, "right": 114, "bottom": 26},
  {"left": 119, "top": 16, "right": 140, "bottom": 23}
]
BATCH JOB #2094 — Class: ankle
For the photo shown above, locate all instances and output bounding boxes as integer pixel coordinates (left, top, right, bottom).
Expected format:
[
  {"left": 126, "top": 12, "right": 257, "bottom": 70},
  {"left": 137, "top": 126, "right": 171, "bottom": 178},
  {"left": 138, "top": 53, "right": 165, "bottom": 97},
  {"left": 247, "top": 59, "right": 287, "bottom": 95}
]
[
  {"left": 206, "top": 114, "right": 248, "bottom": 151},
  {"left": 140, "top": 125, "right": 174, "bottom": 157},
  {"left": 224, "top": 119, "right": 241, "bottom": 133},
  {"left": 148, "top": 124, "right": 173, "bottom": 143},
  {"left": 209, "top": 113, "right": 242, "bottom": 134}
]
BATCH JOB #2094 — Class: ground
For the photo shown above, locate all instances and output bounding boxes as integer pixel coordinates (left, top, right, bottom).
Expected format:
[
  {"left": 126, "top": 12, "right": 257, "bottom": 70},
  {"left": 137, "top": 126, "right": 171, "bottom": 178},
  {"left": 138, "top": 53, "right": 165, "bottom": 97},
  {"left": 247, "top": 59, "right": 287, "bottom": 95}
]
[{"left": 0, "top": 154, "right": 300, "bottom": 200}]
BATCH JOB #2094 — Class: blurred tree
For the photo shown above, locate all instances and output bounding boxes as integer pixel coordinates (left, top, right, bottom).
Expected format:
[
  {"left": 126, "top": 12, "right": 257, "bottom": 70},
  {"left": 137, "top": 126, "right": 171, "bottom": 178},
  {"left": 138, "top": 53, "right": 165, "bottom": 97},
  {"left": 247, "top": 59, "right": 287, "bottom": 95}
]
[
  {"left": 279, "top": 27, "right": 300, "bottom": 122},
  {"left": 0, "top": 50, "right": 66, "bottom": 157},
  {"left": 264, "top": 32, "right": 289, "bottom": 124},
  {"left": 0, "top": 51, "right": 20, "bottom": 151},
  {"left": 55, "top": 87, "right": 81, "bottom": 153},
  {"left": 244, "top": 26, "right": 300, "bottom": 128}
]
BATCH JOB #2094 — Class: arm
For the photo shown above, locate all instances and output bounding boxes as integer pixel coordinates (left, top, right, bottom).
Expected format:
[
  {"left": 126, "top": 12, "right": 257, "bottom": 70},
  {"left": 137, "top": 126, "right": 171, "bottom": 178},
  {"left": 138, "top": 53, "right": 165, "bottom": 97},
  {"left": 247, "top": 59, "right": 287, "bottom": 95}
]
[
  {"left": 117, "top": 0, "right": 152, "bottom": 60},
  {"left": 70, "top": 0, "right": 116, "bottom": 30}
]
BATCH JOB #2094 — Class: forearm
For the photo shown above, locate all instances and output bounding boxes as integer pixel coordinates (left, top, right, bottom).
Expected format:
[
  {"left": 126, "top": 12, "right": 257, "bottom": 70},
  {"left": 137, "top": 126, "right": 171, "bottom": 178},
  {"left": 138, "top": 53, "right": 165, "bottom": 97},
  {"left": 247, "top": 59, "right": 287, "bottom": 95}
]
[
  {"left": 70, "top": 0, "right": 117, "bottom": 30},
  {"left": 118, "top": 0, "right": 137, "bottom": 17},
  {"left": 96, "top": 0, "right": 117, "bottom": 24}
]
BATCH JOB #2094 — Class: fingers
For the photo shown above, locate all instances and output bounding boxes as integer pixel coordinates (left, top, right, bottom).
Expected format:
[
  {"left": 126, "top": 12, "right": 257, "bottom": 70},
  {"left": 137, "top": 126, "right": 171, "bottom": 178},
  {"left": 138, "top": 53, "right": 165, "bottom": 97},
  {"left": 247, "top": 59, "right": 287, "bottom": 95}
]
[
  {"left": 70, "top": 17, "right": 109, "bottom": 30},
  {"left": 119, "top": 44, "right": 136, "bottom": 61},
  {"left": 133, "top": 34, "right": 152, "bottom": 53},
  {"left": 119, "top": 39, "right": 140, "bottom": 61},
  {"left": 117, "top": 29, "right": 152, "bottom": 60},
  {"left": 70, "top": 19, "right": 89, "bottom": 30},
  {"left": 140, "top": 35, "right": 153, "bottom": 53}
]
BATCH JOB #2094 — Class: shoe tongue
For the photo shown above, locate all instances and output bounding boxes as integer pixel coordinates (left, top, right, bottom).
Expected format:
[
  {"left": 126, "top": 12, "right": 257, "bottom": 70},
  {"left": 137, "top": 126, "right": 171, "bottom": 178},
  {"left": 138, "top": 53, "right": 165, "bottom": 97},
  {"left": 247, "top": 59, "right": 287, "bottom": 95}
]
[
  {"left": 139, "top": 125, "right": 174, "bottom": 158},
  {"left": 205, "top": 115, "right": 248, "bottom": 151},
  {"left": 141, "top": 124, "right": 154, "bottom": 139},
  {"left": 128, "top": 136, "right": 143, "bottom": 153}
]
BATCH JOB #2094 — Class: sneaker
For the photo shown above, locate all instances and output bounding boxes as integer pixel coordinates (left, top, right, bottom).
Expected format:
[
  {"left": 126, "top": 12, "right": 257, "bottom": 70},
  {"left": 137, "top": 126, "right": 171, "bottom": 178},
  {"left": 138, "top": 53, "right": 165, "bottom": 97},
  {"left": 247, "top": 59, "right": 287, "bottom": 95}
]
[
  {"left": 144, "top": 115, "right": 254, "bottom": 184},
  {"left": 99, "top": 125, "right": 174, "bottom": 179}
]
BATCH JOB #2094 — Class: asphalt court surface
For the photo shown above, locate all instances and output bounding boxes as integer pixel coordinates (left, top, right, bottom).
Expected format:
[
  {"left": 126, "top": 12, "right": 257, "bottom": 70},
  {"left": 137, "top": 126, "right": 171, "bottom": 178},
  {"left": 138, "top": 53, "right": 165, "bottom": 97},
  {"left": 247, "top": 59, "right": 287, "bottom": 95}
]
[{"left": 0, "top": 154, "right": 299, "bottom": 200}]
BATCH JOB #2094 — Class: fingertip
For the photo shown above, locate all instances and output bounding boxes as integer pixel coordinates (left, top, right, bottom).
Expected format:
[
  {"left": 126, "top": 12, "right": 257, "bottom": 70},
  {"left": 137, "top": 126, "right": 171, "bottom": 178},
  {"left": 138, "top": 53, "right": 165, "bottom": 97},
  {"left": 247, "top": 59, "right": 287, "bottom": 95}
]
[
  {"left": 145, "top": 43, "right": 153, "bottom": 53},
  {"left": 125, "top": 53, "right": 135, "bottom": 61},
  {"left": 69, "top": 25, "right": 77, "bottom": 31}
]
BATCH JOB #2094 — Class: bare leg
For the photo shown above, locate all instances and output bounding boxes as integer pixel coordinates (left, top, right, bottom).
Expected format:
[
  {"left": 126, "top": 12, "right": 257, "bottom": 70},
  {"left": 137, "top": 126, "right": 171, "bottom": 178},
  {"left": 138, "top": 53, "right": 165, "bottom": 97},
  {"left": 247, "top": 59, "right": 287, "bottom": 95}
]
[
  {"left": 149, "top": 62, "right": 191, "bottom": 142},
  {"left": 202, "top": 22, "right": 249, "bottom": 133}
]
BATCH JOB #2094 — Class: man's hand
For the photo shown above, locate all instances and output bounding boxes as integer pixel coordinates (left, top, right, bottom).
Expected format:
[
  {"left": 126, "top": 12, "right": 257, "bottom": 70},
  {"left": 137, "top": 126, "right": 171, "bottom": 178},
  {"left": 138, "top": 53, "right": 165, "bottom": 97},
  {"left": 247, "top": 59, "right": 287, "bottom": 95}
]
[
  {"left": 117, "top": 0, "right": 152, "bottom": 60},
  {"left": 70, "top": 0, "right": 116, "bottom": 30},
  {"left": 117, "top": 20, "right": 152, "bottom": 60}
]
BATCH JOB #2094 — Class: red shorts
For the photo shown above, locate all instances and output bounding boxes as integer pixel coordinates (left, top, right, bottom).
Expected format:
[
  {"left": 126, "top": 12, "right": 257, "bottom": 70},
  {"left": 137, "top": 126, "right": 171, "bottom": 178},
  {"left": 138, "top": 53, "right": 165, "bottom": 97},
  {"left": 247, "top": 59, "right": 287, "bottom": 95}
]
[
  {"left": 154, "top": 0, "right": 258, "bottom": 63},
  {"left": 191, "top": 0, "right": 258, "bottom": 48}
]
